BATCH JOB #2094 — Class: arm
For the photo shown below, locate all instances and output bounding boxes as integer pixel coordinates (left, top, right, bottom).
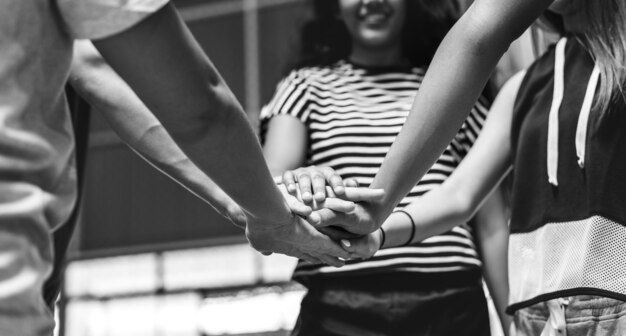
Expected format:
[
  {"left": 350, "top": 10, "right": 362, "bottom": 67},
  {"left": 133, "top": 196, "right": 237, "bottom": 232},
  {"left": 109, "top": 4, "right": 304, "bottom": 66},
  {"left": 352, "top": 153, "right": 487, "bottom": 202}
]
[
  {"left": 369, "top": 0, "right": 553, "bottom": 222},
  {"left": 263, "top": 116, "right": 308, "bottom": 177},
  {"left": 88, "top": 5, "right": 351, "bottom": 264},
  {"left": 474, "top": 187, "right": 512, "bottom": 336},
  {"left": 342, "top": 71, "right": 525, "bottom": 256},
  {"left": 92, "top": 4, "right": 291, "bottom": 228},
  {"left": 69, "top": 41, "right": 245, "bottom": 228}
]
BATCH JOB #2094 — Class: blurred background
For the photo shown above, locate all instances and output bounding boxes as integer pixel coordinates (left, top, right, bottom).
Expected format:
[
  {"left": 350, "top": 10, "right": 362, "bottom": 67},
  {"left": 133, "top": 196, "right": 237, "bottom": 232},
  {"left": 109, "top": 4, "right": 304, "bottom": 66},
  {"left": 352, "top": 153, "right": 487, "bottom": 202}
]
[{"left": 58, "top": 0, "right": 547, "bottom": 335}]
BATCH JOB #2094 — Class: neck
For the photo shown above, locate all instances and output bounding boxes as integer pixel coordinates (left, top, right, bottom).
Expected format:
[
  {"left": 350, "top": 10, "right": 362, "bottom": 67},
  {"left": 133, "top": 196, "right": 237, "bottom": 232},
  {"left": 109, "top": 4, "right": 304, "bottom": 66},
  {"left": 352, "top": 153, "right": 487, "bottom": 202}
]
[{"left": 349, "top": 43, "right": 407, "bottom": 67}]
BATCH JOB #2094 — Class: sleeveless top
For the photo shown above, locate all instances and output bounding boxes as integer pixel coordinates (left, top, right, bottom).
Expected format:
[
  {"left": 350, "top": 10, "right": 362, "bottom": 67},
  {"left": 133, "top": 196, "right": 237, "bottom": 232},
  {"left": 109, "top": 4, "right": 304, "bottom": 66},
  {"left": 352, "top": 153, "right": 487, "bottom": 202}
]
[{"left": 508, "top": 37, "right": 626, "bottom": 312}]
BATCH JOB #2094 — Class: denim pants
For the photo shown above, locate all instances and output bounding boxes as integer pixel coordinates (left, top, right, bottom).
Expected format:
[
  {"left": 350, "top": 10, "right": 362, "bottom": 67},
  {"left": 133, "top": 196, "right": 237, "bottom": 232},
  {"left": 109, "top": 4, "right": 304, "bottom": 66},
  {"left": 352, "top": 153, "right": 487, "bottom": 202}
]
[{"left": 512, "top": 295, "right": 626, "bottom": 336}]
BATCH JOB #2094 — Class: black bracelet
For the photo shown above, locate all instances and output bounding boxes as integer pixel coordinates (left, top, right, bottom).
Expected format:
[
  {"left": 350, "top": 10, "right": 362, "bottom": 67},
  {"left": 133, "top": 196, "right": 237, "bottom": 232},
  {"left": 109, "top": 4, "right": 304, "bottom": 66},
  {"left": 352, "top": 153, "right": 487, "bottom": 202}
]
[
  {"left": 394, "top": 209, "right": 416, "bottom": 246},
  {"left": 379, "top": 227, "right": 386, "bottom": 250}
]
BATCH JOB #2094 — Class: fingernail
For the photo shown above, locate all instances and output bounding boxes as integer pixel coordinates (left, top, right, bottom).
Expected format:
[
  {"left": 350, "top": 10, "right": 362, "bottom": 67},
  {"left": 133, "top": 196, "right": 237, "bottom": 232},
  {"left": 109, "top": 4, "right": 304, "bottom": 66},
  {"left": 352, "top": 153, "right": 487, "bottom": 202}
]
[
  {"left": 314, "top": 192, "right": 325, "bottom": 200},
  {"left": 303, "top": 192, "right": 312, "bottom": 199},
  {"left": 334, "top": 186, "right": 345, "bottom": 194},
  {"left": 341, "top": 239, "right": 351, "bottom": 247}
]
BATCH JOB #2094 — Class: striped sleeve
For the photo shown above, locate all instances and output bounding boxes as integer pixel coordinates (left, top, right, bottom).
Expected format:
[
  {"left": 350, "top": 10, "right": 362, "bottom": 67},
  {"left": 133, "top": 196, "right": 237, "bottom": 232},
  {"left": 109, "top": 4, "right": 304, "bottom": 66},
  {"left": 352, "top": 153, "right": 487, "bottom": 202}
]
[
  {"left": 449, "top": 95, "right": 490, "bottom": 161},
  {"left": 260, "top": 69, "right": 313, "bottom": 124}
]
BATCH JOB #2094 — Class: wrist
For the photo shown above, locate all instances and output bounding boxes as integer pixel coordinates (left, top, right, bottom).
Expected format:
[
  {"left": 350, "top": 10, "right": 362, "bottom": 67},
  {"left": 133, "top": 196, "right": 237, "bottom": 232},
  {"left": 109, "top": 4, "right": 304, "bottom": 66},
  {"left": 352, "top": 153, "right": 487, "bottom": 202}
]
[
  {"left": 393, "top": 210, "right": 416, "bottom": 246},
  {"left": 246, "top": 209, "right": 295, "bottom": 232},
  {"left": 378, "top": 228, "right": 386, "bottom": 249}
]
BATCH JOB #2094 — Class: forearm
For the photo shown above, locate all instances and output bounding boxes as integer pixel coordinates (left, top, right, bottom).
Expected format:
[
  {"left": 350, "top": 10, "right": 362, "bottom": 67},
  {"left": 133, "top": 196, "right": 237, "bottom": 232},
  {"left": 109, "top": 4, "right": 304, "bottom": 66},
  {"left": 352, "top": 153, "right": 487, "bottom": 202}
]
[
  {"left": 475, "top": 188, "right": 511, "bottom": 334},
  {"left": 69, "top": 43, "right": 244, "bottom": 226},
  {"left": 370, "top": 0, "right": 553, "bottom": 220},
  {"left": 379, "top": 182, "right": 480, "bottom": 248},
  {"left": 93, "top": 4, "right": 292, "bottom": 225}
]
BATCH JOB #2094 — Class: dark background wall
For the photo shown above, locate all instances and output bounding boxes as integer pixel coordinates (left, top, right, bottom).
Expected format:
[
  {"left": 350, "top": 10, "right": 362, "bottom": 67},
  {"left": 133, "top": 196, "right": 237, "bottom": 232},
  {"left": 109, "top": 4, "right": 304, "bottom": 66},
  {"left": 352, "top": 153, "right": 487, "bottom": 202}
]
[{"left": 77, "top": 0, "right": 310, "bottom": 257}]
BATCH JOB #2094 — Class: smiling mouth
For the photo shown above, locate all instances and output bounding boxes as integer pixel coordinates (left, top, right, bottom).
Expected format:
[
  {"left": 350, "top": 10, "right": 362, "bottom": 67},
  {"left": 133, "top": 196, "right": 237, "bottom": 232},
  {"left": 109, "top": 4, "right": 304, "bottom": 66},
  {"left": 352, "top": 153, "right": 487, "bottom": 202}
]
[{"left": 357, "top": 0, "right": 393, "bottom": 23}]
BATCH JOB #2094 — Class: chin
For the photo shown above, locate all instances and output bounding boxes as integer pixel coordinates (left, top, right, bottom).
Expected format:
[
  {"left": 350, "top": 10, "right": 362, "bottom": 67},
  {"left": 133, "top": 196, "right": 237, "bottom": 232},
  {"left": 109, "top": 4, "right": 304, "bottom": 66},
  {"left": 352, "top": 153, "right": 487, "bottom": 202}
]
[{"left": 356, "top": 30, "right": 395, "bottom": 47}]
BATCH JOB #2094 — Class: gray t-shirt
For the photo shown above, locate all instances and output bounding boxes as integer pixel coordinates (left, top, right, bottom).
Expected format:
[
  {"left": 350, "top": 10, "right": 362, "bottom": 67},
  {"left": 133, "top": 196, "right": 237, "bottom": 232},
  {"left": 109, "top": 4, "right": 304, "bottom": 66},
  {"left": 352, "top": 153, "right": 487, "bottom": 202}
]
[{"left": 0, "top": 0, "right": 166, "bottom": 334}]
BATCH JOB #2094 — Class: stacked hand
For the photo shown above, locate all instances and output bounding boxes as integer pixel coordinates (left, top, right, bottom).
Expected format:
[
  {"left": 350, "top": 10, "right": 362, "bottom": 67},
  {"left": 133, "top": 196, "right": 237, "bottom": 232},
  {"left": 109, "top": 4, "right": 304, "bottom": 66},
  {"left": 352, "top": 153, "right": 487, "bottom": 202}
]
[
  {"left": 245, "top": 212, "right": 352, "bottom": 267},
  {"left": 274, "top": 166, "right": 388, "bottom": 262}
]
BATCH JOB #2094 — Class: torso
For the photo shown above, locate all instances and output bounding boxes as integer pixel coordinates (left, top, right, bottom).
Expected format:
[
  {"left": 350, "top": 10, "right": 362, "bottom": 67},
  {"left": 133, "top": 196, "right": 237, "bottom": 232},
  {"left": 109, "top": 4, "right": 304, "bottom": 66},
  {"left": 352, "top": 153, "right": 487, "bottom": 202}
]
[{"left": 262, "top": 61, "right": 490, "bottom": 283}]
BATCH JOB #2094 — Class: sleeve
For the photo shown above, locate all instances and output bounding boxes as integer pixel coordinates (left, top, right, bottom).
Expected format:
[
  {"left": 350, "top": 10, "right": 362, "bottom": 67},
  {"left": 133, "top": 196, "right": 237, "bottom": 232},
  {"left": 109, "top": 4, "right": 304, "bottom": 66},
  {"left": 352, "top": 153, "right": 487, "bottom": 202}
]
[
  {"left": 259, "top": 69, "right": 313, "bottom": 125},
  {"left": 56, "top": 0, "right": 169, "bottom": 40},
  {"left": 449, "top": 95, "right": 491, "bottom": 161}
]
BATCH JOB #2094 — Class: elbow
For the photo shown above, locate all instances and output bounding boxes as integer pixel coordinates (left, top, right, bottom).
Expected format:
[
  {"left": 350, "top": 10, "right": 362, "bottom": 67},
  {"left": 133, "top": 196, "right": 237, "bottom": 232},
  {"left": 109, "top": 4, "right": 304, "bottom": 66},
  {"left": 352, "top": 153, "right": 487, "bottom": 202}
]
[
  {"left": 459, "top": 6, "right": 519, "bottom": 59},
  {"left": 167, "top": 87, "right": 245, "bottom": 146}
]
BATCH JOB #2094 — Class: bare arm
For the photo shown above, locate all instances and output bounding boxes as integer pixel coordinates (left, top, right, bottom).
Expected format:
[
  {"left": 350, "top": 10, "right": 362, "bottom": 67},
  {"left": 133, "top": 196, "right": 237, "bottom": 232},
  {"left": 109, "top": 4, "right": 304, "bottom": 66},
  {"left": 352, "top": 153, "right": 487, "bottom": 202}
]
[
  {"left": 263, "top": 116, "right": 309, "bottom": 177},
  {"left": 369, "top": 0, "right": 553, "bottom": 221},
  {"left": 89, "top": 4, "right": 351, "bottom": 265},
  {"left": 92, "top": 3, "right": 290, "bottom": 227},
  {"left": 474, "top": 187, "right": 512, "bottom": 335},
  {"left": 342, "top": 71, "right": 525, "bottom": 258},
  {"left": 69, "top": 40, "right": 245, "bottom": 227}
]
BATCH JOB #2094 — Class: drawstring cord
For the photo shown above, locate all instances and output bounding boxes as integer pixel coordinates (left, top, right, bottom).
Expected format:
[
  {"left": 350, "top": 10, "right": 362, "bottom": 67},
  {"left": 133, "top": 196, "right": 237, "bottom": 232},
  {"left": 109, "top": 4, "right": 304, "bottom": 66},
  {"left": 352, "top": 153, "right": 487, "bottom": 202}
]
[
  {"left": 547, "top": 38, "right": 567, "bottom": 186},
  {"left": 540, "top": 298, "right": 570, "bottom": 336},
  {"left": 575, "top": 66, "right": 600, "bottom": 168},
  {"left": 547, "top": 37, "right": 599, "bottom": 185}
]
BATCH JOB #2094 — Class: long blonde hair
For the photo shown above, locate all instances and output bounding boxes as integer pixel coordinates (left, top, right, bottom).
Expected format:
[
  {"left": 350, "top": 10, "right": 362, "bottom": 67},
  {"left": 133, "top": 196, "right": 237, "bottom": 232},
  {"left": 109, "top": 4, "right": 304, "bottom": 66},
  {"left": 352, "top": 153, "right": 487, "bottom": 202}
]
[{"left": 574, "top": 0, "right": 626, "bottom": 111}]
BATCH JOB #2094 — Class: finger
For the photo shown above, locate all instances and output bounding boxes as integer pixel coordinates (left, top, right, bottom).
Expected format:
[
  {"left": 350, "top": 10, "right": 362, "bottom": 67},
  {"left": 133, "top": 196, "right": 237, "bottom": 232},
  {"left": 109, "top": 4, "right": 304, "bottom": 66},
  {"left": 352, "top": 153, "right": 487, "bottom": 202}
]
[
  {"left": 343, "top": 187, "right": 385, "bottom": 202},
  {"left": 314, "top": 198, "right": 355, "bottom": 213},
  {"left": 297, "top": 173, "right": 313, "bottom": 203},
  {"left": 282, "top": 171, "right": 297, "bottom": 194},
  {"left": 318, "top": 226, "right": 361, "bottom": 240},
  {"left": 273, "top": 175, "right": 283, "bottom": 185},
  {"left": 350, "top": 237, "right": 374, "bottom": 257},
  {"left": 312, "top": 208, "right": 342, "bottom": 227},
  {"left": 315, "top": 254, "right": 345, "bottom": 268},
  {"left": 321, "top": 167, "right": 345, "bottom": 196},
  {"left": 299, "top": 253, "right": 320, "bottom": 264},
  {"left": 287, "top": 195, "right": 313, "bottom": 217},
  {"left": 304, "top": 211, "right": 321, "bottom": 225},
  {"left": 311, "top": 173, "right": 328, "bottom": 202},
  {"left": 340, "top": 239, "right": 356, "bottom": 253},
  {"left": 344, "top": 178, "right": 359, "bottom": 188}
]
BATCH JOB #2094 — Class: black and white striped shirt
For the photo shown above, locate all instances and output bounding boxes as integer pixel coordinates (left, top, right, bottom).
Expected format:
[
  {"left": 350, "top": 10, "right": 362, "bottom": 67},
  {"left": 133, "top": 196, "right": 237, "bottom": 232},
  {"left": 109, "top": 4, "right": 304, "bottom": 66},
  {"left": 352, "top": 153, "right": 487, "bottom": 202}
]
[{"left": 261, "top": 60, "right": 490, "bottom": 280}]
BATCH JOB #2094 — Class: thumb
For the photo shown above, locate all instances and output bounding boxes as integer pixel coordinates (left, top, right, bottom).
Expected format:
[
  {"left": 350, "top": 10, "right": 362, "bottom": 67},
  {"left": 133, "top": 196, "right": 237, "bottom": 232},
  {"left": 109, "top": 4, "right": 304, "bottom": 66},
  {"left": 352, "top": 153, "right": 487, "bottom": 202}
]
[
  {"left": 286, "top": 194, "right": 313, "bottom": 217},
  {"left": 343, "top": 187, "right": 385, "bottom": 202},
  {"left": 340, "top": 239, "right": 356, "bottom": 253}
]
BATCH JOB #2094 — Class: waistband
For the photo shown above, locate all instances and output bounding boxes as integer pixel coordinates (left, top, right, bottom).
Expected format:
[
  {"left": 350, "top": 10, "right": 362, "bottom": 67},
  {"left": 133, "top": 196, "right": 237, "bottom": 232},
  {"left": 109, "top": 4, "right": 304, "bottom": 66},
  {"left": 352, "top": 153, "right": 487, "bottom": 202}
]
[{"left": 299, "top": 268, "right": 483, "bottom": 293}]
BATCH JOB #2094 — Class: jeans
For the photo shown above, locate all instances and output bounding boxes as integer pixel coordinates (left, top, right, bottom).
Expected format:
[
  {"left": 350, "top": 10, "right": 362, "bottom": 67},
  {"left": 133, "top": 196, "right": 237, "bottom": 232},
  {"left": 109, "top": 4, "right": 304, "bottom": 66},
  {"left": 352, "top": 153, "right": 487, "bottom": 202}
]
[{"left": 512, "top": 295, "right": 626, "bottom": 336}]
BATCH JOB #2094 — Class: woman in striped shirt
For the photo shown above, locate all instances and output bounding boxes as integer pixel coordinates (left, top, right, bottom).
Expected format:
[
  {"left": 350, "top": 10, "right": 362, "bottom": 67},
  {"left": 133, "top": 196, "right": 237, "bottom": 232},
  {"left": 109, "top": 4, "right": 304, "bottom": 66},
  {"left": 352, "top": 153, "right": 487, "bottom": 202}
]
[{"left": 262, "top": 0, "right": 509, "bottom": 335}]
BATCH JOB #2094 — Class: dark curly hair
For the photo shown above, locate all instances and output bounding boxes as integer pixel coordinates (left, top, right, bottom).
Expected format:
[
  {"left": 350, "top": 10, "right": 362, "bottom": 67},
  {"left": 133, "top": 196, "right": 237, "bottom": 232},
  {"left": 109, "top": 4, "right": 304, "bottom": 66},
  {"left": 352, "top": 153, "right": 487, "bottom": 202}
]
[{"left": 297, "top": 0, "right": 466, "bottom": 68}]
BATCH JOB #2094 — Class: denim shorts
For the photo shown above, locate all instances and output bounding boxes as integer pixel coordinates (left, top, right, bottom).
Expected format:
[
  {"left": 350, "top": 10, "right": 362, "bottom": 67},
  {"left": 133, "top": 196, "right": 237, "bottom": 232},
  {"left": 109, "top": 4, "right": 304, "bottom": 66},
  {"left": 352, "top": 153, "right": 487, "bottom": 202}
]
[{"left": 512, "top": 295, "right": 626, "bottom": 336}]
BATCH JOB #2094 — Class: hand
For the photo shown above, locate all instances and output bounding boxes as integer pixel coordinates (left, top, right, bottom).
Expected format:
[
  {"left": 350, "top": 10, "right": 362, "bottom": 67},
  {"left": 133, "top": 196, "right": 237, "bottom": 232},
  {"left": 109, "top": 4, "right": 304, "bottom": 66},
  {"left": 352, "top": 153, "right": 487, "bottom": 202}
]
[
  {"left": 279, "top": 166, "right": 348, "bottom": 203},
  {"left": 245, "top": 214, "right": 351, "bottom": 267},
  {"left": 277, "top": 166, "right": 385, "bottom": 237},
  {"left": 339, "top": 229, "right": 383, "bottom": 259},
  {"left": 276, "top": 183, "right": 357, "bottom": 224},
  {"left": 313, "top": 189, "right": 385, "bottom": 237}
]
